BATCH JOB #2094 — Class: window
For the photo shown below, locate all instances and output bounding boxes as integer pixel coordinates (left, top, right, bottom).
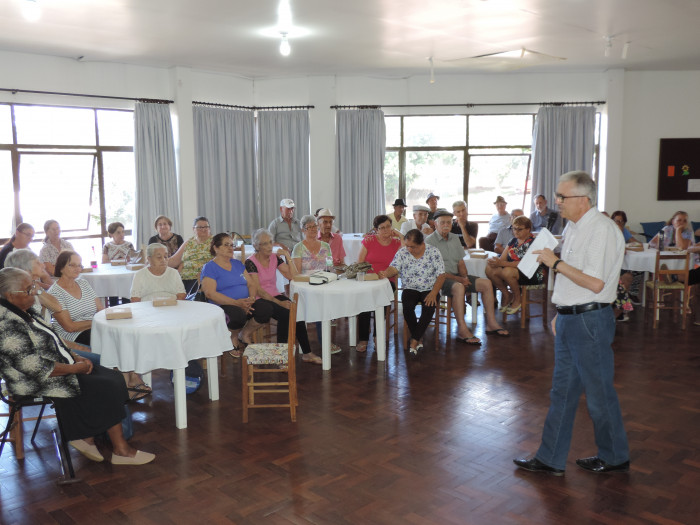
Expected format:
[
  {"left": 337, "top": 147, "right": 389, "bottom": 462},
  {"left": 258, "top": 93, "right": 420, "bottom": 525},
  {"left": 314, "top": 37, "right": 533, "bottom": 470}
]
[{"left": 1, "top": 104, "right": 135, "bottom": 256}]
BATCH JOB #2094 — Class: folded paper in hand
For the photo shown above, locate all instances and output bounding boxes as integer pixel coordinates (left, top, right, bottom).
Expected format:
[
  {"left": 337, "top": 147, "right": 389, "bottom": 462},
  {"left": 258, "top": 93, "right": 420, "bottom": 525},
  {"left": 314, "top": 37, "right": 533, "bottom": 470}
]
[
  {"left": 309, "top": 271, "right": 338, "bottom": 285},
  {"left": 517, "top": 228, "right": 559, "bottom": 279}
]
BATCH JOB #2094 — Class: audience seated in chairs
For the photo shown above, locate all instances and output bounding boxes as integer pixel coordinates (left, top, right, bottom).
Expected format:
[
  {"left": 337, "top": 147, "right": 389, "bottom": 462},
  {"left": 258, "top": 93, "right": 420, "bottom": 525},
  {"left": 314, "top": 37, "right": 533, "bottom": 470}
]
[
  {"left": 479, "top": 196, "right": 510, "bottom": 251},
  {"left": 168, "top": 216, "right": 214, "bottom": 293},
  {"left": 494, "top": 209, "right": 524, "bottom": 255}
]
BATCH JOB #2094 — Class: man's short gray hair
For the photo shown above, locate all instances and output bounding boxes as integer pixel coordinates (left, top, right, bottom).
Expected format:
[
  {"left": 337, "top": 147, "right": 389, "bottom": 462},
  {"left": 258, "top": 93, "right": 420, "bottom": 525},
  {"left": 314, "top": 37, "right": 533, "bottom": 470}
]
[
  {"left": 4, "top": 249, "right": 39, "bottom": 273},
  {"left": 300, "top": 215, "right": 317, "bottom": 229},
  {"left": 252, "top": 228, "right": 272, "bottom": 250},
  {"left": 452, "top": 200, "right": 467, "bottom": 210},
  {"left": 511, "top": 208, "right": 524, "bottom": 216},
  {"left": 0, "top": 267, "right": 30, "bottom": 298},
  {"left": 559, "top": 171, "right": 597, "bottom": 206},
  {"left": 146, "top": 243, "right": 167, "bottom": 258}
]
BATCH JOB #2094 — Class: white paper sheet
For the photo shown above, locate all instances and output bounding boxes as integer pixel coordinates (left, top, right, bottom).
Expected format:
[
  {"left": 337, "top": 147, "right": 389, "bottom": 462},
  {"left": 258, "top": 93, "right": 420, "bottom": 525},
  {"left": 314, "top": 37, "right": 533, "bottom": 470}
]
[{"left": 518, "top": 228, "right": 559, "bottom": 278}]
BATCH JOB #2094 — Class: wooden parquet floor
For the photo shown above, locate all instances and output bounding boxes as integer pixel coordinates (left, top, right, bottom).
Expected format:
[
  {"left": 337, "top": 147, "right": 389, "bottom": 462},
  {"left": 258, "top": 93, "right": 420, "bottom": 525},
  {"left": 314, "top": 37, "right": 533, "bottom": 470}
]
[{"left": 2, "top": 304, "right": 700, "bottom": 525}]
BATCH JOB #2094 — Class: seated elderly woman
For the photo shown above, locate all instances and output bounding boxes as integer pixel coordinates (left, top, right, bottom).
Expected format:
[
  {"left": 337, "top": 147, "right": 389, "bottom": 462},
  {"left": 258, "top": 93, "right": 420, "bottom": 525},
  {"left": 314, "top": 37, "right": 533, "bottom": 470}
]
[
  {"left": 0, "top": 222, "right": 35, "bottom": 269},
  {"left": 49, "top": 251, "right": 149, "bottom": 400},
  {"left": 485, "top": 215, "right": 545, "bottom": 315},
  {"left": 649, "top": 210, "right": 695, "bottom": 251},
  {"left": 0, "top": 268, "right": 154, "bottom": 465},
  {"left": 201, "top": 233, "right": 274, "bottom": 358},
  {"left": 130, "top": 243, "right": 186, "bottom": 302},
  {"left": 379, "top": 229, "right": 446, "bottom": 355},
  {"left": 39, "top": 219, "right": 75, "bottom": 276},
  {"left": 148, "top": 215, "right": 184, "bottom": 257},
  {"left": 244, "top": 229, "right": 322, "bottom": 364},
  {"left": 168, "top": 216, "right": 214, "bottom": 293},
  {"left": 101, "top": 222, "right": 136, "bottom": 263}
]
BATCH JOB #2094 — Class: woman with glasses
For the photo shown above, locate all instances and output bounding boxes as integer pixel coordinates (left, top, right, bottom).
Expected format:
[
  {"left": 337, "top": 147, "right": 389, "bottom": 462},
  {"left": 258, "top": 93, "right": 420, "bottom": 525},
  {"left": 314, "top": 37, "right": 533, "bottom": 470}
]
[
  {"left": 48, "top": 250, "right": 151, "bottom": 400},
  {"left": 485, "top": 215, "right": 544, "bottom": 315},
  {"left": 0, "top": 223, "right": 35, "bottom": 270},
  {"left": 168, "top": 216, "right": 214, "bottom": 292},
  {"left": 355, "top": 214, "right": 403, "bottom": 352},
  {"left": 0, "top": 267, "right": 154, "bottom": 465},
  {"left": 201, "top": 233, "right": 273, "bottom": 357}
]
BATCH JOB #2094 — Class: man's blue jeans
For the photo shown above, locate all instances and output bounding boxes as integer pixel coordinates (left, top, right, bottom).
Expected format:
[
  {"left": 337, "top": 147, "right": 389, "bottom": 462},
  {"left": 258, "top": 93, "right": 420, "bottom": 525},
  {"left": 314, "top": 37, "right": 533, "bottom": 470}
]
[{"left": 535, "top": 306, "right": 629, "bottom": 470}]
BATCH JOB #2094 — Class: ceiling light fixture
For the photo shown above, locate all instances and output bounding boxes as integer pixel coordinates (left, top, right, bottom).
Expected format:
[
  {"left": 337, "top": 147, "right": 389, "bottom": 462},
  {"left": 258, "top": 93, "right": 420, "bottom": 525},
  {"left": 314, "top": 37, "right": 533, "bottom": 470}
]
[
  {"left": 622, "top": 41, "right": 630, "bottom": 60},
  {"left": 22, "top": 0, "right": 42, "bottom": 22},
  {"left": 280, "top": 33, "right": 291, "bottom": 57}
]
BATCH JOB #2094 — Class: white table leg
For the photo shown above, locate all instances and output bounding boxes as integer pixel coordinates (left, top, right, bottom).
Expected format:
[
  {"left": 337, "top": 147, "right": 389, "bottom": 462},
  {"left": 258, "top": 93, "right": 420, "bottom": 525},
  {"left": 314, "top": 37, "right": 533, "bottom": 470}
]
[
  {"left": 348, "top": 315, "right": 357, "bottom": 346},
  {"left": 206, "top": 356, "right": 219, "bottom": 401},
  {"left": 321, "top": 320, "right": 331, "bottom": 370},
  {"left": 142, "top": 372, "right": 152, "bottom": 387},
  {"left": 470, "top": 292, "right": 478, "bottom": 325},
  {"left": 374, "top": 307, "right": 386, "bottom": 361},
  {"left": 172, "top": 368, "right": 187, "bottom": 429}
]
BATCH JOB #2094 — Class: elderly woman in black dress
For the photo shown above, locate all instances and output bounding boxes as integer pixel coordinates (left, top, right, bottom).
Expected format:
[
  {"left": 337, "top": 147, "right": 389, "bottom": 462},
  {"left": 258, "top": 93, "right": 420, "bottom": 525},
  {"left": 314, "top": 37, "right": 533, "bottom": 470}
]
[{"left": 0, "top": 268, "right": 154, "bottom": 465}]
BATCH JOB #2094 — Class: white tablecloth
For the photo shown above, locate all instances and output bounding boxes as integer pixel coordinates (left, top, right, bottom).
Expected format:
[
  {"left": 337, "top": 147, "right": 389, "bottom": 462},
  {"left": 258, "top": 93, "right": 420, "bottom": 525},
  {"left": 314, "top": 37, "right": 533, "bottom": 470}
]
[
  {"left": 463, "top": 251, "right": 498, "bottom": 278},
  {"left": 91, "top": 300, "right": 232, "bottom": 428},
  {"left": 79, "top": 263, "right": 137, "bottom": 297},
  {"left": 290, "top": 278, "right": 394, "bottom": 369},
  {"left": 342, "top": 233, "right": 365, "bottom": 264},
  {"left": 622, "top": 245, "right": 687, "bottom": 273}
]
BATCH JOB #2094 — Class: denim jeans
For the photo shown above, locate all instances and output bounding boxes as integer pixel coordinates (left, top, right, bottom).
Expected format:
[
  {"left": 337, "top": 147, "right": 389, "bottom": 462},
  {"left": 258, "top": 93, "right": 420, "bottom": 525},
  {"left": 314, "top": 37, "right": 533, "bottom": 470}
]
[{"left": 535, "top": 306, "right": 629, "bottom": 470}]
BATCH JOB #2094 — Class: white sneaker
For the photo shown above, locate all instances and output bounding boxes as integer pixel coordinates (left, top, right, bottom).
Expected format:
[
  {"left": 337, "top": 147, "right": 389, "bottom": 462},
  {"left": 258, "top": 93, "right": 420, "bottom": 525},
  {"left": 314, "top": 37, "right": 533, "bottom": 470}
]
[{"left": 330, "top": 343, "right": 342, "bottom": 354}]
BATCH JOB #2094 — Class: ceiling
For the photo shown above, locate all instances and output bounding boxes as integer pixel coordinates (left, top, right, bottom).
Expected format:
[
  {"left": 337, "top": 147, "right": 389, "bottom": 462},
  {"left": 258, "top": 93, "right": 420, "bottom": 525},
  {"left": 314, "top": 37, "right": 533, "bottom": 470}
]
[{"left": 2, "top": 0, "right": 700, "bottom": 79}]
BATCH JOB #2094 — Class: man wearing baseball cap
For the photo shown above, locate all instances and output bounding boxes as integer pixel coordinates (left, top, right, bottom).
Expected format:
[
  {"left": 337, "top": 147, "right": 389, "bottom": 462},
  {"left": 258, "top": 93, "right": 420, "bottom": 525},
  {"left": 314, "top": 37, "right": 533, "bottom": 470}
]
[
  {"left": 479, "top": 196, "right": 511, "bottom": 251},
  {"left": 400, "top": 205, "right": 433, "bottom": 236},
  {"left": 317, "top": 208, "right": 346, "bottom": 266},
  {"left": 268, "top": 198, "right": 303, "bottom": 251}
]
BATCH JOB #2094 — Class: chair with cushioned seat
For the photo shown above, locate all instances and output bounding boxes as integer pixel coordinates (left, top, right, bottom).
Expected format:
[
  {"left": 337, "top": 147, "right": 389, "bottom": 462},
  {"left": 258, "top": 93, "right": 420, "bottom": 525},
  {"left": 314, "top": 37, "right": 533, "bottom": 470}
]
[{"left": 241, "top": 294, "right": 299, "bottom": 422}]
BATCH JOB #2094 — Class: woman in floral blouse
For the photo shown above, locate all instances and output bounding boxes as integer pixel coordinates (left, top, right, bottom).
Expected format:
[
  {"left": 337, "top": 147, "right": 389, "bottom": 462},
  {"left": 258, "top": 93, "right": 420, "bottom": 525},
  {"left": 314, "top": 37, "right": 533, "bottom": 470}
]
[
  {"left": 485, "top": 215, "right": 544, "bottom": 315},
  {"left": 168, "top": 216, "right": 214, "bottom": 293}
]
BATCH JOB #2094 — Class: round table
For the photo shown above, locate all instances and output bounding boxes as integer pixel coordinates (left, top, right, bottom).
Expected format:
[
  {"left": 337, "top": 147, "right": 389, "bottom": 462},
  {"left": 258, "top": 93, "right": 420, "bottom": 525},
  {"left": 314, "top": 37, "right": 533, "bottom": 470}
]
[
  {"left": 79, "top": 263, "right": 137, "bottom": 297},
  {"left": 290, "top": 278, "right": 394, "bottom": 370},
  {"left": 91, "top": 300, "right": 232, "bottom": 429}
]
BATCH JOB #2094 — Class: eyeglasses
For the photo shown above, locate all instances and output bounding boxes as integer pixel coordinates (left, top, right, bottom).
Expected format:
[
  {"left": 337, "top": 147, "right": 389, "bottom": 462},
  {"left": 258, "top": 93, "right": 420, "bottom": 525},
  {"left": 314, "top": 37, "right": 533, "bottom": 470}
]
[
  {"left": 195, "top": 225, "right": 210, "bottom": 230},
  {"left": 512, "top": 227, "right": 528, "bottom": 232},
  {"left": 220, "top": 243, "right": 235, "bottom": 248},
  {"left": 305, "top": 225, "right": 318, "bottom": 231},
  {"left": 67, "top": 263, "right": 84, "bottom": 269},
  {"left": 377, "top": 225, "right": 392, "bottom": 231},
  {"left": 10, "top": 283, "right": 39, "bottom": 296},
  {"left": 554, "top": 194, "right": 587, "bottom": 202}
]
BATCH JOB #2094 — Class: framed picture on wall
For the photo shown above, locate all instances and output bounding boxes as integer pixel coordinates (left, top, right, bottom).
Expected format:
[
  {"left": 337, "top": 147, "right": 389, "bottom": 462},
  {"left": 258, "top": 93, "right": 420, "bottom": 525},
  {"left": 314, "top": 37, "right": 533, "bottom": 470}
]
[{"left": 657, "top": 138, "right": 700, "bottom": 200}]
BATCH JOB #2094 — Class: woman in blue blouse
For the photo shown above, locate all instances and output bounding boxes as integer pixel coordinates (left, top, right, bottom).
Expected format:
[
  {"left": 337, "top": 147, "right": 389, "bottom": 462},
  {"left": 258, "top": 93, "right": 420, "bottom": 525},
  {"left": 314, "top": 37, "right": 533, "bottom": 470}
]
[
  {"left": 200, "top": 233, "right": 273, "bottom": 357},
  {"left": 485, "top": 215, "right": 544, "bottom": 315}
]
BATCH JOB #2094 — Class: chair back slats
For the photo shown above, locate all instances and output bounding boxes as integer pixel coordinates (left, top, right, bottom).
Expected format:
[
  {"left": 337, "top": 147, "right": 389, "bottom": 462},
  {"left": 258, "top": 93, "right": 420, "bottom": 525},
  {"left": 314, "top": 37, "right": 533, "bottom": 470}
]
[{"left": 646, "top": 251, "right": 692, "bottom": 329}]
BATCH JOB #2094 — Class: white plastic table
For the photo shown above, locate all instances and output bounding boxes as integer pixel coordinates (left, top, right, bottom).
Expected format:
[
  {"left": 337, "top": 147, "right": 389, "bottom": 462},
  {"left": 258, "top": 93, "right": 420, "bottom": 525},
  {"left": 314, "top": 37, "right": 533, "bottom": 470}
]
[
  {"left": 91, "top": 300, "right": 232, "bottom": 429},
  {"left": 78, "top": 263, "right": 137, "bottom": 297},
  {"left": 290, "top": 278, "right": 394, "bottom": 370}
]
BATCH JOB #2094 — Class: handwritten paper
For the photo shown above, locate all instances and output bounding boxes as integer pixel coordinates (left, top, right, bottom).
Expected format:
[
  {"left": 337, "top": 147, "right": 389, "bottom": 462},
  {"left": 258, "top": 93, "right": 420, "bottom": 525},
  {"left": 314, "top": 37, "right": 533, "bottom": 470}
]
[{"left": 518, "top": 228, "right": 559, "bottom": 278}]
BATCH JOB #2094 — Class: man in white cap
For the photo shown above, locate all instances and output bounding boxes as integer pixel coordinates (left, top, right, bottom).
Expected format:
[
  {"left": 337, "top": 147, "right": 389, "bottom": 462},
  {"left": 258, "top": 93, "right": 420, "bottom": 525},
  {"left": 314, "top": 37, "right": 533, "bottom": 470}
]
[
  {"left": 401, "top": 205, "right": 433, "bottom": 236},
  {"left": 317, "top": 208, "right": 346, "bottom": 266},
  {"left": 268, "top": 198, "right": 302, "bottom": 251}
]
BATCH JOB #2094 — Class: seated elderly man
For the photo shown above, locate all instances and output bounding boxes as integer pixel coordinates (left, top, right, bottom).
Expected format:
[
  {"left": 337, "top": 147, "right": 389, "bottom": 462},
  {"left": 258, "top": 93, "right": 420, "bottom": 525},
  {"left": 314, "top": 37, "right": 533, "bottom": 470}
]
[
  {"left": 401, "top": 204, "right": 433, "bottom": 236},
  {"left": 426, "top": 210, "right": 509, "bottom": 343},
  {"left": 530, "top": 194, "right": 563, "bottom": 234},
  {"left": 130, "top": 243, "right": 186, "bottom": 302},
  {"left": 451, "top": 200, "right": 479, "bottom": 248},
  {"left": 317, "top": 208, "right": 346, "bottom": 266},
  {"left": 479, "top": 196, "right": 510, "bottom": 251},
  {"left": 494, "top": 209, "right": 525, "bottom": 254},
  {"left": 426, "top": 192, "right": 440, "bottom": 229},
  {"left": 389, "top": 198, "right": 408, "bottom": 231},
  {"left": 268, "top": 198, "right": 302, "bottom": 251}
]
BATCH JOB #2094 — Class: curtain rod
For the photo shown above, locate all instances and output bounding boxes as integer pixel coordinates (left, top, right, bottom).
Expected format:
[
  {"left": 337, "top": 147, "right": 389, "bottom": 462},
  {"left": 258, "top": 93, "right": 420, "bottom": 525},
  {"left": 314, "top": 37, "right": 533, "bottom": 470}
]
[
  {"left": 193, "top": 101, "right": 314, "bottom": 110},
  {"left": 331, "top": 101, "right": 605, "bottom": 109},
  {"left": 0, "top": 87, "right": 172, "bottom": 104}
]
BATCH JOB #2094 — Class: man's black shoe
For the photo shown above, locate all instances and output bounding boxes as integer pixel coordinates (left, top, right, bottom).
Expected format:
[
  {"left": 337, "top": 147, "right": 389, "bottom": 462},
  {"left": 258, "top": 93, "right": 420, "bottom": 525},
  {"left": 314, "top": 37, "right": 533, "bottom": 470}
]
[
  {"left": 575, "top": 456, "right": 630, "bottom": 473},
  {"left": 513, "top": 457, "right": 565, "bottom": 476}
]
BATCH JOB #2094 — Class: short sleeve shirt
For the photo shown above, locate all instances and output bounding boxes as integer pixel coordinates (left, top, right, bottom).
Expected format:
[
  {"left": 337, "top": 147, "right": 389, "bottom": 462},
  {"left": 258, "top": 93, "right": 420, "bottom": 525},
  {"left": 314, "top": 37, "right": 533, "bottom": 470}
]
[
  {"left": 148, "top": 234, "right": 184, "bottom": 257},
  {"left": 268, "top": 217, "right": 303, "bottom": 251},
  {"left": 488, "top": 213, "right": 511, "bottom": 234},
  {"left": 39, "top": 239, "right": 75, "bottom": 265},
  {"left": 180, "top": 237, "right": 213, "bottom": 280},
  {"left": 425, "top": 231, "right": 464, "bottom": 275},
  {"left": 292, "top": 241, "right": 332, "bottom": 274},
  {"left": 450, "top": 220, "right": 478, "bottom": 248},
  {"left": 130, "top": 267, "right": 185, "bottom": 301},
  {"left": 318, "top": 231, "right": 346, "bottom": 265},
  {"left": 103, "top": 241, "right": 135, "bottom": 261},
  {"left": 48, "top": 279, "right": 98, "bottom": 341},
  {"left": 390, "top": 244, "right": 445, "bottom": 292},
  {"left": 200, "top": 259, "right": 249, "bottom": 301},
  {"left": 506, "top": 235, "right": 544, "bottom": 282}
]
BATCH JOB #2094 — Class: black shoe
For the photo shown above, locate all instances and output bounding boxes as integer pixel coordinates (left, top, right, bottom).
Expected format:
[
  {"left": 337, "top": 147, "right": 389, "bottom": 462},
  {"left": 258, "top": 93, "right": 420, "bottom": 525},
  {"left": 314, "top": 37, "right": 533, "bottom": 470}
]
[
  {"left": 513, "top": 457, "right": 565, "bottom": 476},
  {"left": 575, "top": 456, "right": 629, "bottom": 473}
]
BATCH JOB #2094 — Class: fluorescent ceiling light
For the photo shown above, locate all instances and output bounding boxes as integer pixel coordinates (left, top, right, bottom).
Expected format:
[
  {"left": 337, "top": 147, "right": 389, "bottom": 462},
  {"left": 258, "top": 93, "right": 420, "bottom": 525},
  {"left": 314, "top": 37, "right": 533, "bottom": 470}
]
[{"left": 22, "top": 0, "right": 42, "bottom": 22}]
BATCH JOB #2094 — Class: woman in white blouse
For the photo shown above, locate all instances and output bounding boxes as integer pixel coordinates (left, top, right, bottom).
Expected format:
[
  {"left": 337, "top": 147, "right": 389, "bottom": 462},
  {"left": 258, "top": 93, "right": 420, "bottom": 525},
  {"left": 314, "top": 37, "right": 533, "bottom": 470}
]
[
  {"left": 39, "top": 219, "right": 74, "bottom": 276},
  {"left": 130, "top": 244, "right": 186, "bottom": 302}
]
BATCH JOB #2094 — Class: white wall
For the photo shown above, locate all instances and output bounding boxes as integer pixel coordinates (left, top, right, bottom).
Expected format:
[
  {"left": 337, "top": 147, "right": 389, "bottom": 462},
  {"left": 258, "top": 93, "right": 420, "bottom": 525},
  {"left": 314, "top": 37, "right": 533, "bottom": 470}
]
[{"left": 2, "top": 48, "right": 698, "bottom": 237}]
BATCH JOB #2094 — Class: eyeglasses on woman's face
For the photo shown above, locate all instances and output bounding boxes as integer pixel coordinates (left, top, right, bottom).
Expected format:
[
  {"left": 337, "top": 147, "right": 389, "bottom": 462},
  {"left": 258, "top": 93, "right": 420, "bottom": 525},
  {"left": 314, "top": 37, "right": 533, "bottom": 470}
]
[
  {"left": 512, "top": 227, "right": 528, "bottom": 232},
  {"left": 195, "top": 225, "right": 210, "bottom": 230},
  {"left": 10, "top": 282, "right": 40, "bottom": 296},
  {"left": 220, "top": 242, "right": 235, "bottom": 248},
  {"left": 304, "top": 225, "right": 318, "bottom": 231}
]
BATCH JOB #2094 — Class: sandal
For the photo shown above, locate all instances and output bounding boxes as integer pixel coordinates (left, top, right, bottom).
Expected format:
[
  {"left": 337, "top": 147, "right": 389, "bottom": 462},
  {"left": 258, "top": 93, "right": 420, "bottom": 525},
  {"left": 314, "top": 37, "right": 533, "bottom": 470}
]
[
  {"left": 485, "top": 328, "right": 510, "bottom": 337},
  {"left": 356, "top": 342, "right": 368, "bottom": 353},
  {"left": 456, "top": 336, "right": 481, "bottom": 345},
  {"left": 128, "top": 386, "right": 151, "bottom": 402},
  {"left": 228, "top": 346, "right": 242, "bottom": 358}
]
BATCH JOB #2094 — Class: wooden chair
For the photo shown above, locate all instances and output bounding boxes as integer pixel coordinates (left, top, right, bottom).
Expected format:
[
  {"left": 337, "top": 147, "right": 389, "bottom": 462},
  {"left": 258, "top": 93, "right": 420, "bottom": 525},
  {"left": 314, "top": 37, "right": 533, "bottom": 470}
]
[
  {"left": 644, "top": 251, "right": 691, "bottom": 329},
  {"left": 502, "top": 267, "right": 549, "bottom": 328},
  {"left": 1, "top": 377, "right": 77, "bottom": 483},
  {"left": 402, "top": 295, "right": 451, "bottom": 348},
  {"left": 385, "top": 287, "right": 399, "bottom": 340},
  {"left": 242, "top": 294, "right": 299, "bottom": 423}
]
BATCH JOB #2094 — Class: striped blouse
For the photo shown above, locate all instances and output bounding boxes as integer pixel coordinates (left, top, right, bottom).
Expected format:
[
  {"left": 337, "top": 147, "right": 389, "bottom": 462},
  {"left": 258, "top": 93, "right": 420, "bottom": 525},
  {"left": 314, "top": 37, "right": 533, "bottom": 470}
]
[{"left": 48, "top": 279, "right": 99, "bottom": 342}]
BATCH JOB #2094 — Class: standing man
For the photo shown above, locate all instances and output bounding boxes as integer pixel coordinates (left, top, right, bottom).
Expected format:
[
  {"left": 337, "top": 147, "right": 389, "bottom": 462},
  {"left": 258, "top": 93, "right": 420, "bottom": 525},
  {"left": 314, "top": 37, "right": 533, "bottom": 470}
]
[
  {"left": 530, "top": 194, "right": 563, "bottom": 234},
  {"left": 401, "top": 205, "right": 433, "bottom": 236},
  {"left": 389, "top": 198, "right": 408, "bottom": 232},
  {"left": 268, "top": 198, "right": 302, "bottom": 251},
  {"left": 426, "top": 192, "right": 440, "bottom": 230},
  {"left": 426, "top": 210, "right": 509, "bottom": 343},
  {"left": 317, "top": 208, "right": 346, "bottom": 266},
  {"left": 494, "top": 209, "right": 524, "bottom": 254},
  {"left": 451, "top": 200, "right": 479, "bottom": 249},
  {"left": 514, "top": 171, "right": 629, "bottom": 476},
  {"left": 479, "top": 196, "right": 510, "bottom": 251}
]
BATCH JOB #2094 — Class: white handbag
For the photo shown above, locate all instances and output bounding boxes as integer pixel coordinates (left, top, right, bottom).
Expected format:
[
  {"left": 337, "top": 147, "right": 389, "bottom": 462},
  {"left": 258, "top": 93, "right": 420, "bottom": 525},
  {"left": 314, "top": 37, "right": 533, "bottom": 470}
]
[{"left": 308, "top": 271, "right": 338, "bottom": 285}]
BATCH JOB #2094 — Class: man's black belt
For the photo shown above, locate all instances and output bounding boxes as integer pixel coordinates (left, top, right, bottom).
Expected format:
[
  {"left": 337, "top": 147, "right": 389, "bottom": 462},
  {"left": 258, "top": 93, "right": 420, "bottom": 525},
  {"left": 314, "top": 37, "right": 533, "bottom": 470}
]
[{"left": 556, "top": 302, "right": 610, "bottom": 315}]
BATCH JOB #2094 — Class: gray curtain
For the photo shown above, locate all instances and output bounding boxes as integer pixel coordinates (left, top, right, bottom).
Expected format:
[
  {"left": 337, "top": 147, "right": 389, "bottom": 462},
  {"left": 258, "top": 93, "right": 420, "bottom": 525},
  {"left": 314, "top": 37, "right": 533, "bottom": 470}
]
[
  {"left": 531, "top": 106, "right": 596, "bottom": 203},
  {"left": 335, "top": 109, "right": 386, "bottom": 233},
  {"left": 258, "top": 111, "right": 310, "bottom": 225},
  {"left": 134, "top": 102, "right": 179, "bottom": 248},
  {"left": 193, "top": 106, "right": 257, "bottom": 235}
]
